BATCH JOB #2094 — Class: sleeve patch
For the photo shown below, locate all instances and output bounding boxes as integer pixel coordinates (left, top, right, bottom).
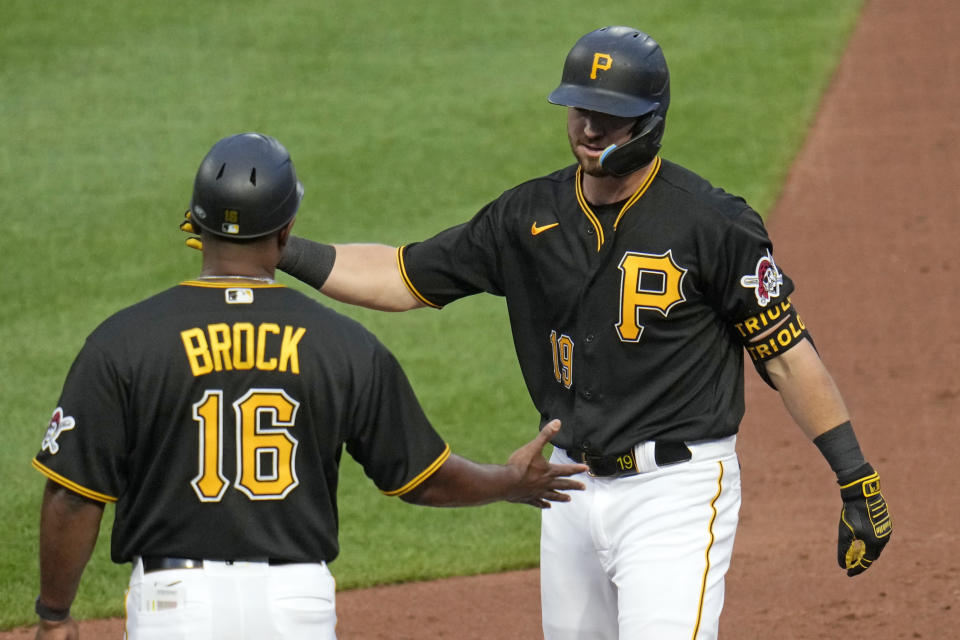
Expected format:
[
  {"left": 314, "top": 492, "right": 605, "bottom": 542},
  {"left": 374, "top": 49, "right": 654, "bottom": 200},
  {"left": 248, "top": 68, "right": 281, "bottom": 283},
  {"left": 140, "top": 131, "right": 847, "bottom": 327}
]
[
  {"left": 40, "top": 408, "right": 76, "bottom": 455},
  {"left": 739, "top": 250, "right": 784, "bottom": 307}
]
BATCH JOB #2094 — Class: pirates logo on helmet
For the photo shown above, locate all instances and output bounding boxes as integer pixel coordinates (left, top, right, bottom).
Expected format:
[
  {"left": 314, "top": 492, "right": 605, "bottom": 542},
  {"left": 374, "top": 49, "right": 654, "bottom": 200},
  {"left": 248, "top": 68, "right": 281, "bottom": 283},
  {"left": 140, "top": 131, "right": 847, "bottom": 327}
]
[{"left": 189, "top": 133, "right": 304, "bottom": 239}]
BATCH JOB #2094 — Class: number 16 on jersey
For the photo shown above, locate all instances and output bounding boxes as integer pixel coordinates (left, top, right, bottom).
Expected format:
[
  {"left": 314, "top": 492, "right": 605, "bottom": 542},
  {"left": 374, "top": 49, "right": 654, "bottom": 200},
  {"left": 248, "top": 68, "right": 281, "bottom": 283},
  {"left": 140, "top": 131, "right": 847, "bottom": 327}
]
[{"left": 191, "top": 388, "right": 301, "bottom": 502}]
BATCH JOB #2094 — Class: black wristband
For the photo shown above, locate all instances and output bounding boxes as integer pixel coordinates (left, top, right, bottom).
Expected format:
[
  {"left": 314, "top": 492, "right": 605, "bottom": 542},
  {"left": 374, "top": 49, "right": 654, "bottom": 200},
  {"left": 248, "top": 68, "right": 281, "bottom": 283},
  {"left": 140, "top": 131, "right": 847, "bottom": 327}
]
[
  {"left": 277, "top": 236, "right": 336, "bottom": 290},
  {"left": 35, "top": 596, "right": 70, "bottom": 622},
  {"left": 813, "top": 421, "right": 867, "bottom": 482}
]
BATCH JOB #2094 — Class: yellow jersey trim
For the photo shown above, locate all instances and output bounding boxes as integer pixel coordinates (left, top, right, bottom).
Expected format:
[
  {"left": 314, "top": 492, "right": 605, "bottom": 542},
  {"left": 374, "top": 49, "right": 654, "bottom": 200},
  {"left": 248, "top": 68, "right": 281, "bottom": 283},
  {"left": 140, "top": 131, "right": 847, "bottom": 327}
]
[
  {"left": 396, "top": 246, "right": 443, "bottom": 309},
  {"left": 613, "top": 155, "right": 660, "bottom": 229},
  {"left": 31, "top": 459, "right": 117, "bottom": 503},
  {"left": 574, "top": 167, "right": 605, "bottom": 251},
  {"left": 574, "top": 156, "right": 662, "bottom": 252},
  {"left": 180, "top": 280, "right": 285, "bottom": 289},
  {"left": 382, "top": 444, "right": 452, "bottom": 497}
]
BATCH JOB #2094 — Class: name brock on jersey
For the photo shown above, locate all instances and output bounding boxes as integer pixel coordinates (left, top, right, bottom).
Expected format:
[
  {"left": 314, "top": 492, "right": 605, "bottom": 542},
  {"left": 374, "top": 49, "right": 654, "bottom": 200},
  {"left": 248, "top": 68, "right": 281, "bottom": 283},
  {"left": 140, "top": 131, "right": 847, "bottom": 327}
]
[{"left": 180, "top": 321, "right": 306, "bottom": 377}]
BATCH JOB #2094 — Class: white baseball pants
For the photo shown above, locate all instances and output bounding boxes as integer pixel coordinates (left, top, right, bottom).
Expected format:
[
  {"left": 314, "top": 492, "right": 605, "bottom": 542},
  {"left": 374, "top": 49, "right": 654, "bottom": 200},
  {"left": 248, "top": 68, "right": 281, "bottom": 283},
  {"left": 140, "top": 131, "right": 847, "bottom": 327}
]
[
  {"left": 124, "top": 557, "right": 337, "bottom": 639},
  {"left": 541, "top": 436, "right": 741, "bottom": 639}
]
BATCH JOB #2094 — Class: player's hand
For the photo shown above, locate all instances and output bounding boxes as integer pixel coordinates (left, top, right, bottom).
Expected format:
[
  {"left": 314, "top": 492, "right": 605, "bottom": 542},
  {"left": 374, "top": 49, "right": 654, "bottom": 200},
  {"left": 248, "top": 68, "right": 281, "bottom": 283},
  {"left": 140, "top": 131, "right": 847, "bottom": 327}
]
[
  {"left": 837, "top": 463, "right": 892, "bottom": 576},
  {"left": 35, "top": 616, "right": 79, "bottom": 640},
  {"left": 180, "top": 210, "right": 202, "bottom": 251},
  {"left": 505, "top": 420, "right": 588, "bottom": 509}
]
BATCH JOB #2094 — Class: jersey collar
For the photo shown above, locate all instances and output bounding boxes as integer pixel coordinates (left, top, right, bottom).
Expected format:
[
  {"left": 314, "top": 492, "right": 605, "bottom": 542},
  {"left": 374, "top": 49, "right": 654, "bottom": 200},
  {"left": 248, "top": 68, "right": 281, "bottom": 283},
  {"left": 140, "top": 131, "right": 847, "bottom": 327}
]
[{"left": 574, "top": 155, "right": 661, "bottom": 252}]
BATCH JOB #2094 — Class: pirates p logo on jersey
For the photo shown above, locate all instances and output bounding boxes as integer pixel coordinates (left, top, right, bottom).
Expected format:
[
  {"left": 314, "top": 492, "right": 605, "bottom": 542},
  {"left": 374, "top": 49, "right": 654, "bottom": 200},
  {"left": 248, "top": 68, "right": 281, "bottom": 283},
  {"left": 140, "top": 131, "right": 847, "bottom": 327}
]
[
  {"left": 41, "top": 407, "right": 76, "bottom": 455},
  {"left": 740, "top": 251, "right": 783, "bottom": 307},
  {"left": 616, "top": 250, "right": 688, "bottom": 342}
]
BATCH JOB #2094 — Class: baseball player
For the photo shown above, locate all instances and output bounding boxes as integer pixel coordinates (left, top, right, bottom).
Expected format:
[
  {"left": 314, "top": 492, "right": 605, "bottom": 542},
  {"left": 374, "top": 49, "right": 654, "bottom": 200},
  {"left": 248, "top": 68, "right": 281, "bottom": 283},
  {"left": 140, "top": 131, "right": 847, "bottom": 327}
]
[
  {"left": 185, "top": 28, "right": 893, "bottom": 639},
  {"left": 33, "top": 133, "right": 588, "bottom": 640}
]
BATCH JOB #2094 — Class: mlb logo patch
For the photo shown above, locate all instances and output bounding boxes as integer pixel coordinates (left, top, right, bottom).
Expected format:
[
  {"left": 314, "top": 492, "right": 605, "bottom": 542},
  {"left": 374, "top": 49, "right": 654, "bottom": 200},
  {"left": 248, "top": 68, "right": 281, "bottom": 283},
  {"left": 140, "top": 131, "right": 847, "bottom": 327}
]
[{"left": 225, "top": 288, "right": 254, "bottom": 304}]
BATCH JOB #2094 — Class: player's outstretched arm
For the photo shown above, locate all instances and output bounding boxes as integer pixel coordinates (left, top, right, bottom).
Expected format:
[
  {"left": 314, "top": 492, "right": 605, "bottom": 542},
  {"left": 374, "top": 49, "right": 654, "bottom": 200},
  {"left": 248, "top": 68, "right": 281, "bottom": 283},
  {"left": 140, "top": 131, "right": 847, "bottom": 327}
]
[
  {"left": 764, "top": 339, "right": 892, "bottom": 576},
  {"left": 181, "top": 212, "right": 421, "bottom": 311},
  {"left": 324, "top": 241, "right": 424, "bottom": 311},
  {"left": 401, "top": 420, "right": 588, "bottom": 508},
  {"left": 274, "top": 236, "right": 424, "bottom": 311},
  {"left": 35, "top": 481, "right": 105, "bottom": 639}
]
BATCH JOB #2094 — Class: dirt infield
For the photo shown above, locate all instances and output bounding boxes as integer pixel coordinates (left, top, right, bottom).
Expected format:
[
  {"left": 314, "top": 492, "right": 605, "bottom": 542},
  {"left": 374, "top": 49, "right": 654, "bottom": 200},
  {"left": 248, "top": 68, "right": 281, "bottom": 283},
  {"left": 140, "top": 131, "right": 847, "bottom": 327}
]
[{"left": 5, "top": 0, "right": 957, "bottom": 637}]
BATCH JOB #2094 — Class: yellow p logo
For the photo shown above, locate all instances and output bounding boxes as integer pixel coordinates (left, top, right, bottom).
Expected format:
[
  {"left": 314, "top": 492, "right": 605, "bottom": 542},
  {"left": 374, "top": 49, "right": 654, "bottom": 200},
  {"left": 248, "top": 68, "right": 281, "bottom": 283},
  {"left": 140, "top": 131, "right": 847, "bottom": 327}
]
[{"left": 590, "top": 53, "right": 613, "bottom": 79}]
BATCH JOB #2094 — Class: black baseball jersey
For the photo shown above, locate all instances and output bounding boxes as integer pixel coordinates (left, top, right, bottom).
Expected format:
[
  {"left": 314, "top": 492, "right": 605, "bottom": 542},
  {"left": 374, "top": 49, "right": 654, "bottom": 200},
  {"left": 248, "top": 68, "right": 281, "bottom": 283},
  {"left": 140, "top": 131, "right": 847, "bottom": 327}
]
[
  {"left": 33, "top": 280, "right": 449, "bottom": 564},
  {"left": 399, "top": 157, "right": 800, "bottom": 456}
]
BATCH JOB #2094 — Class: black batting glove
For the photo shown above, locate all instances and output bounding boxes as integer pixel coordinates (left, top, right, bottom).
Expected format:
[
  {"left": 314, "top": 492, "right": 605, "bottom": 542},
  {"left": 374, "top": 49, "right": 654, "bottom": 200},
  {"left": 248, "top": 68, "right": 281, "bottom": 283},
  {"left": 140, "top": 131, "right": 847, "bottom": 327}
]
[
  {"left": 837, "top": 463, "right": 891, "bottom": 576},
  {"left": 180, "top": 210, "right": 202, "bottom": 251}
]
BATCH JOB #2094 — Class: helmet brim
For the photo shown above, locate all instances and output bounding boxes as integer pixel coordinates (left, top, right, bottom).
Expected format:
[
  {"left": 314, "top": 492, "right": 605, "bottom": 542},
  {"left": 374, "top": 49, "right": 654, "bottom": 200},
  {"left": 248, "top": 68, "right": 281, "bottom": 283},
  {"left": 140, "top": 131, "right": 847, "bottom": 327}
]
[{"left": 548, "top": 85, "right": 659, "bottom": 118}]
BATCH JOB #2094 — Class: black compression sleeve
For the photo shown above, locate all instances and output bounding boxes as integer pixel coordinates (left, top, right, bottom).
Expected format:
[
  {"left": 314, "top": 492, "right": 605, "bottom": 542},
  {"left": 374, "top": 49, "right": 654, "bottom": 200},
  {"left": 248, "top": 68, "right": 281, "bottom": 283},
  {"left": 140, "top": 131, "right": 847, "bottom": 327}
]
[
  {"left": 278, "top": 236, "right": 336, "bottom": 291},
  {"left": 813, "top": 421, "right": 867, "bottom": 481}
]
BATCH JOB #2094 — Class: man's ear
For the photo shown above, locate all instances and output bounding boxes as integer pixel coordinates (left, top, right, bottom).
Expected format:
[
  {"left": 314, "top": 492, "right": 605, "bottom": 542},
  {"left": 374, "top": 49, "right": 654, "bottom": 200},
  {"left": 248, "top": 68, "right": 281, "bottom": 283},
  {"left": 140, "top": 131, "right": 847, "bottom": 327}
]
[{"left": 277, "top": 217, "right": 296, "bottom": 250}]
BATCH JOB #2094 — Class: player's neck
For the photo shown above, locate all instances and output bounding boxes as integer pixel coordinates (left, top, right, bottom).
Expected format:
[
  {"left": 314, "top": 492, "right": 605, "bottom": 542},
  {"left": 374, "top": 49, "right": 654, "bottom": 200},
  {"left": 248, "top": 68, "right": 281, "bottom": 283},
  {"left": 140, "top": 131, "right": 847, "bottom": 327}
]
[
  {"left": 200, "top": 258, "right": 276, "bottom": 282},
  {"left": 200, "top": 236, "right": 284, "bottom": 282},
  {"left": 581, "top": 160, "right": 656, "bottom": 206}
]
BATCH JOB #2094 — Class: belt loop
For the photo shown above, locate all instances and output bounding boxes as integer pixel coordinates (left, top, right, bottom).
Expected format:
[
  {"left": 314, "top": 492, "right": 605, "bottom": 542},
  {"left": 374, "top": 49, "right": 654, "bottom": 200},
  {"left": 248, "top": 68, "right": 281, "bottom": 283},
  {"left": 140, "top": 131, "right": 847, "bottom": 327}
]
[{"left": 634, "top": 441, "right": 658, "bottom": 473}]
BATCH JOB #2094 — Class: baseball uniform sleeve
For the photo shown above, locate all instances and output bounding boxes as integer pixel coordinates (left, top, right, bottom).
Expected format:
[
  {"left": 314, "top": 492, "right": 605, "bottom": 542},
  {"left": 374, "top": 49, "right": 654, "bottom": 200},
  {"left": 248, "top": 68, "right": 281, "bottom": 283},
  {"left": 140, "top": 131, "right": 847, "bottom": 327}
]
[
  {"left": 707, "top": 206, "right": 796, "bottom": 321},
  {"left": 345, "top": 340, "right": 450, "bottom": 496},
  {"left": 702, "top": 206, "right": 815, "bottom": 376},
  {"left": 33, "top": 337, "right": 128, "bottom": 502},
  {"left": 399, "top": 198, "right": 507, "bottom": 308}
]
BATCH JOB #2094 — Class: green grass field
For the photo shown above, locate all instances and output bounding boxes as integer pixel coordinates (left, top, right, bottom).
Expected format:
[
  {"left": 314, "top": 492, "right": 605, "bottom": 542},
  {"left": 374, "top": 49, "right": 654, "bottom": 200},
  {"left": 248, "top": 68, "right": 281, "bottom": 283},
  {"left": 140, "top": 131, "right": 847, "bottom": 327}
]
[{"left": 0, "top": 0, "right": 862, "bottom": 628}]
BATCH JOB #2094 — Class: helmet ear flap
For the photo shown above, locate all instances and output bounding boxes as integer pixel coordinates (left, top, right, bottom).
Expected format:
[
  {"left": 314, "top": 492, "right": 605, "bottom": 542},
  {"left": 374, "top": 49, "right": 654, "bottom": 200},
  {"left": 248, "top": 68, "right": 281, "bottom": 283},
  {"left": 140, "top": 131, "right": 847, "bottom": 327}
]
[{"left": 599, "top": 113, "right": 664, "bottom": 177}]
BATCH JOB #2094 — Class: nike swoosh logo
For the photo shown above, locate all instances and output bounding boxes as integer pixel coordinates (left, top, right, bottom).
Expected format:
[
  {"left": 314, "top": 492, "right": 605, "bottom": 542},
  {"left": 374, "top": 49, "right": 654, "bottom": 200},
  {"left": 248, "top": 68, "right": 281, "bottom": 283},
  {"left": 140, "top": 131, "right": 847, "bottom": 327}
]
[{"left": 531, "top": 221, "right": 560, "bottom": 236}]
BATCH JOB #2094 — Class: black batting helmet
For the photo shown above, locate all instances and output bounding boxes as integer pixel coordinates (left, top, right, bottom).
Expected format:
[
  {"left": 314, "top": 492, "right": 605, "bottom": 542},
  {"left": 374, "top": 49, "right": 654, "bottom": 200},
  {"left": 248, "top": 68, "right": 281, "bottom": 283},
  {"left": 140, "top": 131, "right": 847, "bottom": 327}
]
[
  {"left": 189, "top": 133, "right": 304, "bottom": 239},
  {"left": 548, "top": 26, "right": 670, "bottom": 175}
]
